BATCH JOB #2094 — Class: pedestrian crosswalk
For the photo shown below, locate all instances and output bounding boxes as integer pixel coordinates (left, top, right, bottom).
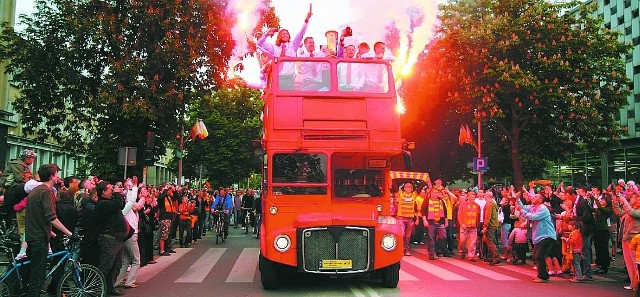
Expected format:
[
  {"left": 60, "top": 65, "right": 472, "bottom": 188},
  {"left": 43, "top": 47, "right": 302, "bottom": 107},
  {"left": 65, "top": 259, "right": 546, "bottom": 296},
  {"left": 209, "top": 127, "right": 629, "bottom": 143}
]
[{"left": 136, "top": 246, "right": 618, "bottom": 285}]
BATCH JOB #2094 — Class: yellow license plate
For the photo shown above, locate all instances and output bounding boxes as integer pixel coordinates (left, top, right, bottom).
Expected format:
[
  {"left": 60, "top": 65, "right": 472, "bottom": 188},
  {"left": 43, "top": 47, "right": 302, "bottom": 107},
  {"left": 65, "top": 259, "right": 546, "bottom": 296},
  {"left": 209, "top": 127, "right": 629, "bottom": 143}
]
[{"left": 320, "top": 259, "right": 352, "bottom": 270}]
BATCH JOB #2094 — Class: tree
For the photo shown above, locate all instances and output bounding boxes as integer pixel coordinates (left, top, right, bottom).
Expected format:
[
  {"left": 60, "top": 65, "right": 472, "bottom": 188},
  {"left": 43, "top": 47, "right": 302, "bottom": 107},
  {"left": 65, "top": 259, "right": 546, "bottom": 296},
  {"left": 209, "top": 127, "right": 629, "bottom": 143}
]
[
  {"left": 182, "top": 86, "right": 263, "bottom": 187},
  {"left": 403, "top": 0, "right": 631, "bottom": 187},
  {"left": 0, "top": 0, "right": 237, "bottom": 179}
]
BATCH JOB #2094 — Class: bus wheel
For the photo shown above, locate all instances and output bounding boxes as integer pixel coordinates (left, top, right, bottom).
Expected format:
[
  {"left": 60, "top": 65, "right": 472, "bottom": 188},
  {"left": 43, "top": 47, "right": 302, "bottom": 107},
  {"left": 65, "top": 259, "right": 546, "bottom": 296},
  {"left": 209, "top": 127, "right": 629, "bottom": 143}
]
[
  {"left": 259, "top": 254, "right": 279, "bottom": 290},
  {"left": 380, "top": 262, "right": 400, "bottom": 288}
]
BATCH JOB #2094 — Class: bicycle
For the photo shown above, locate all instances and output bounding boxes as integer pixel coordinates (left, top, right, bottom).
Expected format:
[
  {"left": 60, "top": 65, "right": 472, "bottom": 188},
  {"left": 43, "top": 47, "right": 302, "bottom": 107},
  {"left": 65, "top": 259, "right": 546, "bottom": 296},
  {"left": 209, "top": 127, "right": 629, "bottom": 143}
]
[
  {"left": 0, "top": 236, "right": 107, "bottom": 297},
  {"left": 255, "top": 212, "right": 261, "bottom": 239},
  {"left": 213, "top": 210, "right": 226, "bottom": 245},
  {"left": 241, "top": 207, "right": 253, "bottom": 235}
]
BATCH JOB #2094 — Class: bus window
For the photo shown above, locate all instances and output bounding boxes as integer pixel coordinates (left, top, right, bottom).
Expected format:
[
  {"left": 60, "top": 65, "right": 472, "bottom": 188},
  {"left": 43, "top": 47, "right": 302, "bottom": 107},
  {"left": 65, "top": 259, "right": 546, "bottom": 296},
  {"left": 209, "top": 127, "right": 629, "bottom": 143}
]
[
  {"left": 272, "top": 153, "right": 327, "bottom": 195},
  {"left": 334, "top": 169, "right": 384, "bottom": 197},
  {"left": 278, "top": 61, "right": 330, "bottom": 92}
]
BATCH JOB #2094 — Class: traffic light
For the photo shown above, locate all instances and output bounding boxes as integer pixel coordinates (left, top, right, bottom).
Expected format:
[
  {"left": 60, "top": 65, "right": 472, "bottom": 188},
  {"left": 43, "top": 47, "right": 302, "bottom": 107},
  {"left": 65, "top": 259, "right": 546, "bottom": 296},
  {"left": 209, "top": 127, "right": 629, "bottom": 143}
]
[{"left": 145, "top": 131, "right": 161, "bottom": 166}]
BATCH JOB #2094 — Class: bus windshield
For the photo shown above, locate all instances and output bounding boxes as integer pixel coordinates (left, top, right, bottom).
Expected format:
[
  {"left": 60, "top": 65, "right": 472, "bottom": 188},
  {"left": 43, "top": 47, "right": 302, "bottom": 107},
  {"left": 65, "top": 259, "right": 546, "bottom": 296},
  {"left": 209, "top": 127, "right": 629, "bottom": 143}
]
[
  {"left": 334, "top": 169, "right": 384, "bottom": 198},
  {"left": 272, "top": 153, "right": 327, "bottom": 195}
]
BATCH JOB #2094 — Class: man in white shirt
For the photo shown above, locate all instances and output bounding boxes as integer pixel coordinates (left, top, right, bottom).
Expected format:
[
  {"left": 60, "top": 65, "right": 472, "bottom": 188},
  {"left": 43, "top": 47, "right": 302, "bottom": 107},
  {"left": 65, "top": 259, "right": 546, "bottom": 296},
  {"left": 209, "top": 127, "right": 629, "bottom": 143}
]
[
  {"left": 258, "top": 11, "right": 312, "bottom": 90},
  {"left": 298, "top": 37, "right": 325, "bottom": 90},
  {"left": 361, "top": 42, "right": 394, "bottom": 92},
  {"left": 338, "top": 45, "right": 365, "bottom": 91}
]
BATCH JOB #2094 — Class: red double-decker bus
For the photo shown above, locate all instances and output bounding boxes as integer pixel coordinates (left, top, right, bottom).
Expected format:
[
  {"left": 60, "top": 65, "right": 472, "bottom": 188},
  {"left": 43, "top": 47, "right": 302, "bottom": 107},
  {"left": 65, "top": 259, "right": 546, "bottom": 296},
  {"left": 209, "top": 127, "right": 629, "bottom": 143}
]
[{"left": 258, "top": 55, "right": 405, "bottom": 289}]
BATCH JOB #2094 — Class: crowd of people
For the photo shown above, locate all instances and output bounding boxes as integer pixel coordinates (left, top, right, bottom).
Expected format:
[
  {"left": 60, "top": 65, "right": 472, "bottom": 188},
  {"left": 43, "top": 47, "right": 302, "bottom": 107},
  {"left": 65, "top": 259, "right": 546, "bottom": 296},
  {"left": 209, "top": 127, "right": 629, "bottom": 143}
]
[
  {"left": 391, "top": 177, "right": 637, "bottom": 290},
  {"left": 0, "top": 149, "right": 261, "bottom": 296}
]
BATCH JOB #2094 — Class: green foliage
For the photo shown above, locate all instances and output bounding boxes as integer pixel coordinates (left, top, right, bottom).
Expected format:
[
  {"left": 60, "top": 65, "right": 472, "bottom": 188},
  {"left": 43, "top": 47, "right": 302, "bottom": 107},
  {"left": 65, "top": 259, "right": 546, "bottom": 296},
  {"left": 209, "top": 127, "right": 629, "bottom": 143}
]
[
  {"left": 182, "top": 86, "right": 263, "bottom": 188},
  {"left": 403, "top": 0, "right": 631, "bottom": 186}
]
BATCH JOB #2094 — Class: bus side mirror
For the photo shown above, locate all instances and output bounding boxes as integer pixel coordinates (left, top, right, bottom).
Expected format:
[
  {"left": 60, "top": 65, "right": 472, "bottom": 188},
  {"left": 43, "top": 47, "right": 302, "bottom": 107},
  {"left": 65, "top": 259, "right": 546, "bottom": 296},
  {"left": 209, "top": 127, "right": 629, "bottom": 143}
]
[{"left": 403, "top": 151, "right": 413, "bottom": 170}]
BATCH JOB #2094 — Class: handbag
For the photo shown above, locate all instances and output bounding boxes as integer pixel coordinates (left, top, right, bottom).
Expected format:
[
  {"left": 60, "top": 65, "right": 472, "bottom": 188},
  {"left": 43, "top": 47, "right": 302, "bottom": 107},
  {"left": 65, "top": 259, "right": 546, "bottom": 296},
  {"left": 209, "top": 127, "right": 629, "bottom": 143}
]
[{"left": 498, "top": 207, "right": 504, "bottom": 224}]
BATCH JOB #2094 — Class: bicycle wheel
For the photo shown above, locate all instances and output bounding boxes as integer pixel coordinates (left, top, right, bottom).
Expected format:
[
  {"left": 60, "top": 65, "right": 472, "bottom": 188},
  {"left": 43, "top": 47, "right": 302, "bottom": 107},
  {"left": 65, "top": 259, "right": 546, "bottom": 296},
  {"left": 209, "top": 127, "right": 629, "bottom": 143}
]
[
  {"left": 58, "top": 263, "right": 107, "bottom": 297},
  {"left": 0, "top": 281, "right": 13, "bottom": 297}
]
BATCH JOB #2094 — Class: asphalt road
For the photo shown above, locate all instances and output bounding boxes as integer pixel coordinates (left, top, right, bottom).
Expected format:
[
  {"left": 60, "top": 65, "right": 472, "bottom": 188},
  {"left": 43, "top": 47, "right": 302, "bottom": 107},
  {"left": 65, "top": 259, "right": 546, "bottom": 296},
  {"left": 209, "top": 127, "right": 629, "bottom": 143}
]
[{"left": 128, "top": 226, "right": 630, "bottom": 297}]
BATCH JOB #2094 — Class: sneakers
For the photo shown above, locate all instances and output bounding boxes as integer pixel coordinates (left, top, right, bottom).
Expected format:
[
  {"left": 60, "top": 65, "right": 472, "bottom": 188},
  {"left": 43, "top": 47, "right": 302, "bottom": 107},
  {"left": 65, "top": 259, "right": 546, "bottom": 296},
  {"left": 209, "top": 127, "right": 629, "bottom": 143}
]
[
  {"left": 624, "top": 286, "right": 633, "bottom": 290},
  {"left": 490, "top": 259, "right": 501, "bottom": 266},
  {"left": 160, "top": 252, "right": 171, "bottom": 256},
  {"left": 556, "top": 270, "right": 562, "bottom": 276},
  {"left": 404, "top": 251, "right": 411, "bottom": 256},
  {"left": 532, "top": 277, "right": 548, "bottom": 283},
  {"left": 124, "top": 283, "right": 139, "bottom": 288},
  {"left": 569, "top": 277, "right": 580, "bottom": 283},
  {"left": 548, "top": 271, "right": 555, "bottom": 276},
  {"left": 15, "top": 253, "right": 27, "bottom": 261},
  {"left": 611, "top": 256, "right": 616, "bottom": 261}
]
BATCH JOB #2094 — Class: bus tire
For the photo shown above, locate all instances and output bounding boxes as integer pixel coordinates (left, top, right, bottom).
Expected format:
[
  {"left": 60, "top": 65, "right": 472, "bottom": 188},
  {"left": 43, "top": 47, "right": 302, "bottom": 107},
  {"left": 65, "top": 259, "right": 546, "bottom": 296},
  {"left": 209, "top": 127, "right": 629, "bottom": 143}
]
[
  {"left": 259, "top": 254, "right": 279, "bottom": 290},
  {"left": 380, "top": 262, "right": 400, "bottom": 288}
]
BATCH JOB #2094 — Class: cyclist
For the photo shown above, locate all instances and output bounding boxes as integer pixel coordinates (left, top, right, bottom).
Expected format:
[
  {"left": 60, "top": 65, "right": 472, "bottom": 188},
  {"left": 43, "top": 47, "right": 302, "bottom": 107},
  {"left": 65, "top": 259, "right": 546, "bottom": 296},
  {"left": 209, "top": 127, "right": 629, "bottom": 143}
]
[
  {"left": 241, "top": 189, "right": 256, "bottom": 233},
  {"left": 213, "top": 188, "right": 233, "bottom": 240}
]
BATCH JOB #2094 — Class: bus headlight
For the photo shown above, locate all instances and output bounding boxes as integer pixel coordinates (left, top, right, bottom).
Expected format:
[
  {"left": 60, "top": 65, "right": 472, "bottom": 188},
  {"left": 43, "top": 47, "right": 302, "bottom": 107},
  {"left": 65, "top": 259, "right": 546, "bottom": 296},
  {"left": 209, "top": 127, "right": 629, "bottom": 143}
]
[
  {"left": 381, "top": 234, "right": 397, "bottom": 251},
  {"left": 274, "top": 235, "right": 291, "bottom": 252},
  {"left": 269, "top": 206, "right": 278, "bottom": 215}
]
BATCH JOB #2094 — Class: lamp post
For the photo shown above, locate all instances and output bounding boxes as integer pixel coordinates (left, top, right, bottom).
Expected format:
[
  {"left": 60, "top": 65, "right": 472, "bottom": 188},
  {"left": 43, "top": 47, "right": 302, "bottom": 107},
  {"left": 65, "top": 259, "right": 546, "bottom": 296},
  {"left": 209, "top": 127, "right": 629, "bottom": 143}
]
[{"left": 477, "top": 116, "right": 482, "bottom": 190}]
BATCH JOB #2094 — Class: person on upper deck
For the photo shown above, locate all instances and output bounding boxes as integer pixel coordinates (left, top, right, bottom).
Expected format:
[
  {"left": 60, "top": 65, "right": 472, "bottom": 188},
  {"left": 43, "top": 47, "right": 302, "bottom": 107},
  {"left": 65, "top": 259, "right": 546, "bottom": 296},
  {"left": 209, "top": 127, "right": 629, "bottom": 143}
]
[
  {"left": 257, "top": 11, "right": 312, "bottom": 58},
  {"left": 338, "top": 44, "right": 365, "bottom": 91},
  {"left": 361, "top": 42, "right": 394, "bottom": 92},
  {"left": 257, "top": 11, "right": 312, "bottom": 90}
]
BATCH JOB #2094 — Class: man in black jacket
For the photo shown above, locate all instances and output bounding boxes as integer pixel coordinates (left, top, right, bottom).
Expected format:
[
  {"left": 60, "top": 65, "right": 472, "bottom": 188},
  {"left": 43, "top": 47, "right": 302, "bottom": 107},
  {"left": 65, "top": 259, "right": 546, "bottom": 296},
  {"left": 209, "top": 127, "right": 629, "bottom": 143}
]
[
  {"left": 575, "top": 186, "right": 596, "bottom": 280},
  {"left": 96, "top": 181, "right": 129, "bottom": 296}
]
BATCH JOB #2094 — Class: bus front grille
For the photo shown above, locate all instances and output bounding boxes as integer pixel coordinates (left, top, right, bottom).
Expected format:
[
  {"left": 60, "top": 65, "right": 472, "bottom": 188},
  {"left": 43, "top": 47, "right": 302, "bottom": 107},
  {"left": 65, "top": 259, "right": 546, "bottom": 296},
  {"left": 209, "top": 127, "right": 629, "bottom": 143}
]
[{"left": 299, "top": 227, "right": 371, "bottom": 273}]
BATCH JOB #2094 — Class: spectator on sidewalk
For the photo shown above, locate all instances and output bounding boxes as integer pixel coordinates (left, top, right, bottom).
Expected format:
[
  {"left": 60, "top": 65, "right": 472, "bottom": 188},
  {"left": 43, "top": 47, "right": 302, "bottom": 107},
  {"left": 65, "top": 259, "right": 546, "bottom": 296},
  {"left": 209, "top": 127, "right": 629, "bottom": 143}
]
[
  {"left": 517, "top": 193, "right": 557, "bottom": 283},
  {"left": 115, "top": 179, "right": 143, "bottom": 289}
]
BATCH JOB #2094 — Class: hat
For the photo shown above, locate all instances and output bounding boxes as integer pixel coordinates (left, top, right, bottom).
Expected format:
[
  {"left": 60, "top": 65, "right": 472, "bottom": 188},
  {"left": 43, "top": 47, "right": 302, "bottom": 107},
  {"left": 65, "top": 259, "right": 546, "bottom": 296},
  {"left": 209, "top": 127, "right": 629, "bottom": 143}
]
[
  {"left": 24, "top": 179, "right": 43, "bottom": 193},
  {"left": 19, "top": 149, "right": 37, "bottom": 160}
]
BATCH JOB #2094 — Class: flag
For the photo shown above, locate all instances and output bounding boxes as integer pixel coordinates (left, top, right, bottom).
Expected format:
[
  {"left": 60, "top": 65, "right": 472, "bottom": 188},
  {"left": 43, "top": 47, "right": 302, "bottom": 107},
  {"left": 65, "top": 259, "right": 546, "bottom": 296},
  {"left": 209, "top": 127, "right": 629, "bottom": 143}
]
[
  {"left": 458, "top": 124, "right": 476, "bottom": 149},
  {"left": 190, "top": 119, "right": 209, "bottom": 140}
]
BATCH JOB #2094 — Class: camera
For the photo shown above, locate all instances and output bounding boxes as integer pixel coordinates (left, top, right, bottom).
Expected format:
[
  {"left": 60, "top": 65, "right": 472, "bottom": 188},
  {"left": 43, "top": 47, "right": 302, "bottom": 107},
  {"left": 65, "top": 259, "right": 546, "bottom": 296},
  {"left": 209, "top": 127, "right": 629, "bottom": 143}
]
[{"left": 342, "top": 26, "right": 352, "bottom": 37}]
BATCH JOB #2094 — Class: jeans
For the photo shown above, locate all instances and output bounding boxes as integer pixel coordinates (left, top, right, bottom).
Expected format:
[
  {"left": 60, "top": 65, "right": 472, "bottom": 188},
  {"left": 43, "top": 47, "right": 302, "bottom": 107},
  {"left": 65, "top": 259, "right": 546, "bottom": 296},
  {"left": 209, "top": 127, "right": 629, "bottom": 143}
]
[
  {"left": 179, "top": 219, "right": 193, "bottom": 245},
  {"left": 484, "top": 228, "right": 499, "bottom": 260},
  {"left": 116, "top": 234, "right": 141, "bottom": 286},
  {"left": 426, "top": 220, "right": 446, "bottom": 257},
  {"left": 98, "top": 234, "right": 125, "bottom": 293},
  {"left": 26, "top": 239, "right": 48, "bottom": 297},
  {"left": 458, "top": 226, "right": 477, "bottom": 259},
  {"left": 501, "top": 223, "right": 512, "bottom": 250},
  {"left": 581, "top": 232, "right": 593, "bottom": 277},
  {"left": 412, "top": 216, "right": 425, "bottom": 244},
  {"left": 399, "top": 217, "right": 415, "bottom": 253},
  {"left": 572, "top": 252, "right": 583, "bottom": 279},
  {"left": 533, "top": 237, "right": 556, "bottom": 280}
]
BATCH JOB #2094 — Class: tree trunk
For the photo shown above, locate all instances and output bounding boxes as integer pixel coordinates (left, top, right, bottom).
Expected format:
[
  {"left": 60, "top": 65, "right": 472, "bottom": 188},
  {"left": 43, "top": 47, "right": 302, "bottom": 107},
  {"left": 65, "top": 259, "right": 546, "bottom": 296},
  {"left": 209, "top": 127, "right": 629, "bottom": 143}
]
[{"left": 511, "top": 129, "right": 523, "bottom": 188}]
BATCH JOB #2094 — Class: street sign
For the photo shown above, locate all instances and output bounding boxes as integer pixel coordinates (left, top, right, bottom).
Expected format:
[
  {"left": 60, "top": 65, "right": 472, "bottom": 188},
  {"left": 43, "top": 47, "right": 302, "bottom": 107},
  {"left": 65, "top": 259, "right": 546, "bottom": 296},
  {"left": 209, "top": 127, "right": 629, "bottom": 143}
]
[
  {"left": 473, "top": 157, "right": 488, "bottom": 172},
  {"left": 118, "top": 147, "right": 137, "bottom": 166}
]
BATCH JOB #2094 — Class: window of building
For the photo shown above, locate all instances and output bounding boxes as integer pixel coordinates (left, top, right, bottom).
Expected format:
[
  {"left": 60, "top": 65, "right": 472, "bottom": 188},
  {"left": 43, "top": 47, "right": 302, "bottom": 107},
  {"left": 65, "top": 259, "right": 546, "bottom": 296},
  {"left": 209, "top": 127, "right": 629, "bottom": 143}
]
[
  {"left": 628, "top": 109, "right": 635, "bottom": 119},
  {"left": 634, "top": 65, "right": 640, "bottom": 75},
  {"left": 635, "top": 94, "right": 640, "bottom": 103},
  {"left": 633, "top": 9, "right": 639, "bottom": 19},
  {"left": 625, "top": 0, "right": 631, "bottom": 9},
  {"left": 618, "top": 15, "right": 625, "bottom": 26},
  {"left": 611, "top": 6, "right": 617, "bottom": 16}
]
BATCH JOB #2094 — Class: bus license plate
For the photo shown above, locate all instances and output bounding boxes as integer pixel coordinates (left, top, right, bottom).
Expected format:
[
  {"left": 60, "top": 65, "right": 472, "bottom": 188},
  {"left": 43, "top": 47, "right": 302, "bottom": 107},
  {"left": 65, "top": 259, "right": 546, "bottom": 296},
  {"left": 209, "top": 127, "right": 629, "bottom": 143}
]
[{"left": 320, "top": 259, "right": 352, "bottom": 269}]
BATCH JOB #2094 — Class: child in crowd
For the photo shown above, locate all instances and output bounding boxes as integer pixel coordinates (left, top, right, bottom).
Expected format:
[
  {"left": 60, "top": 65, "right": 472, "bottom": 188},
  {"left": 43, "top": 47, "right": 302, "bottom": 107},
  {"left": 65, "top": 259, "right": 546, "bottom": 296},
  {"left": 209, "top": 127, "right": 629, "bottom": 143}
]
[
  {"left": 508, "top": 221, "right": 528, "bottom": 264},
  {"left": 629, "top": 233, "right": 640, "bottom": 291},
  {"left": 563, "top": 221, "right": 583, "bottom": 282}
]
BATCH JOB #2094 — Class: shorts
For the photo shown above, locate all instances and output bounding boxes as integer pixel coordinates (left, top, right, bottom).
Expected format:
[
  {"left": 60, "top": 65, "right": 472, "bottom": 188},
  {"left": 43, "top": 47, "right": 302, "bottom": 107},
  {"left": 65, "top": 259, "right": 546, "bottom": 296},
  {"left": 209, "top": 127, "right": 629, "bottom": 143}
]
[{"left": 160, "top": 219, "right": 172, "bottom": 240}]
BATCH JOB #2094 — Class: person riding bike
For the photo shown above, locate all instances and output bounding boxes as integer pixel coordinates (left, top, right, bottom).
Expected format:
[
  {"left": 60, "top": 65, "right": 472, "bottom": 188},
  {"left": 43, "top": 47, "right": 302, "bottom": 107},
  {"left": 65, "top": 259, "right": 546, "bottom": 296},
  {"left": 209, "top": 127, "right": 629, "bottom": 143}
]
[{"left": 213, "top": 188, "right": 233, "bottom": 240}]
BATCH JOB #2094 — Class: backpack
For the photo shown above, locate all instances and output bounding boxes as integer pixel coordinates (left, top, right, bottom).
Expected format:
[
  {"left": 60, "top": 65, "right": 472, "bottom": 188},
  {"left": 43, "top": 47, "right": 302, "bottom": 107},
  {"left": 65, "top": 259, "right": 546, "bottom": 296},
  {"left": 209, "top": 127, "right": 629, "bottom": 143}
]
[{"left": 3, "top": 183, "right": 26, "bottom": 214}]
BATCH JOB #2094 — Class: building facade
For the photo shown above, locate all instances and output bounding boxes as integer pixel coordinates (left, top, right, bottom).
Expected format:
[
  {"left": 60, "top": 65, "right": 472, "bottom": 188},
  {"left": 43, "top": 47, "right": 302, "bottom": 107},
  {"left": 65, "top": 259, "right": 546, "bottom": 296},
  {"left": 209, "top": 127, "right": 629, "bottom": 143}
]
[
  {"left": 0, "top": 1, "right": 174, "bottom": 184},
  {"left": 551, "top": 0, "right": 640, "bottom": 187}
]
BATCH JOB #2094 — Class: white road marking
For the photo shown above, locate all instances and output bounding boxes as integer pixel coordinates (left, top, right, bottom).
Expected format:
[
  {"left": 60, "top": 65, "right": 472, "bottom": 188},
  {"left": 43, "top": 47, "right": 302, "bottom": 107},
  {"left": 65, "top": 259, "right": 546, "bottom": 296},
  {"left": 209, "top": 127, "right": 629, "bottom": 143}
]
[
  {"left": 402, "top": 256, "right": 469, "bottom": 280},
  {"left": 175, "top": 248, "right": 226, "bottom": 283},
  {"left": 226, "top": 248, "right": 260, "bottom": 282},
  {"left": 439, "top": 258, "right": 519, "bottom": 280}
]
